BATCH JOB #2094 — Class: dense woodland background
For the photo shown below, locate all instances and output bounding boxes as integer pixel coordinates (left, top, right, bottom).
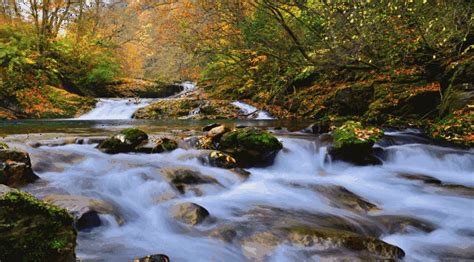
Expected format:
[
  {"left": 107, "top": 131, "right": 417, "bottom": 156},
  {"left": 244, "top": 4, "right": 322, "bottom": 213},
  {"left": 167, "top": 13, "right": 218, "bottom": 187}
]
[{"left": 0, "top": 0, "right": 472, "bottom": 144}]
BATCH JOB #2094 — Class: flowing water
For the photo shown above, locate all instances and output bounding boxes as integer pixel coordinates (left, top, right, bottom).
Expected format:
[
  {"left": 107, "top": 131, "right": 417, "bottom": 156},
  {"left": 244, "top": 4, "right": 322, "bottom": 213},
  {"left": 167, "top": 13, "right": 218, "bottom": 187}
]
[
  {"left": 232, "top": 101, "right": 275, "bottom": 120},
  {"left": 77, "top": 98, "right": 156, "bottom": 120},
  {"left": 1, "top": 84, "right": 473, "bottom": 261},
  {"left": 1, "top": 120, "right": 472, "bottom": 261},
  {"left": 77, "top": 82, "right": 198, "bottom": 120}
]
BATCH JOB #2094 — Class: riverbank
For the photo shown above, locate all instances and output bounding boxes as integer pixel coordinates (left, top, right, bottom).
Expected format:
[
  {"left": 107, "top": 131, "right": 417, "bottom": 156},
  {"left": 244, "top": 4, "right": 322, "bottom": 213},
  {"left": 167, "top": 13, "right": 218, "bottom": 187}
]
[{"left": 204, "top": 54, "right": 473, "bottom": 147}]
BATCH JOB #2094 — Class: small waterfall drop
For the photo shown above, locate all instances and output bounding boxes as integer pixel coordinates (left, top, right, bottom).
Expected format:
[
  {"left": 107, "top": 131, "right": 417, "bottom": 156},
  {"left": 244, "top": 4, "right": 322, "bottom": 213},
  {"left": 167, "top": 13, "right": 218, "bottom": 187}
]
[
  {"left": 77, "top": 98, "right": 155, "bottom": 120},
  {"left": 232, "top": 101, "right": 275, "bottom": 119}
]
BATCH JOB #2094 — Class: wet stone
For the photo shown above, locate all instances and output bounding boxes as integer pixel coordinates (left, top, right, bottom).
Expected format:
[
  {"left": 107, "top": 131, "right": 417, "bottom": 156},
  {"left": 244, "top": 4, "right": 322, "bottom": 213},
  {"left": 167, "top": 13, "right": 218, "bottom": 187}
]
[{"left": 171, "top": 202, "right": 210, "bottom": 225}]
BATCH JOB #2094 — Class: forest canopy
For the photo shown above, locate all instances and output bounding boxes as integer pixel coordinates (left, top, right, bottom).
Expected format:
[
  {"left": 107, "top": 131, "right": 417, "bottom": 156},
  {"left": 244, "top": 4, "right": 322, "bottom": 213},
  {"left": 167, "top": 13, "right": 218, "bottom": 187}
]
[{"left": 0, "top": 0, "right": 472, "bottom": 142}]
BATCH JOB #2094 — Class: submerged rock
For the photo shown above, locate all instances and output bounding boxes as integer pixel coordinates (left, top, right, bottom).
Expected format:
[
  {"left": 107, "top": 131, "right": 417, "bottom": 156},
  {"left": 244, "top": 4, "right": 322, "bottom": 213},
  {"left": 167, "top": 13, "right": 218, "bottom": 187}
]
[
  {"left": 0, "top": 149, "right": 39, "bottom": 187},
  {"left": 171, "top": 202, "right": 210, "bottom": 225},
  {"left": 241, "top": 225, "right": 405, "bottom": 261},
  {"left": 208, "top": 225, "right": 238, "bottom": 243},
  {"left": 398, "top": 173, "right": 474, "bottom": 197},
  {"left": 97, "top": 128, "right": 148, "bottom": 154},
  {"left": 218, "top": 127, "right": 283, "bottom": 167},
  {"left": 313, "top": 185, "right": 379, "bottom": 213},
  {"left": 328, "top": 121, "right": 383, "bottom": 165},
  {"left": 133, "top": 254, "right": 170, "bottom": 262},
  {"left": 287, "top": 227, "right": 405, "bottom": 260},
  {"left": 373, "top": 215, "right": 436, "bottom": 234},
  {"left": 161, "top": 167, "right": 219, "bottom": 194},
  {"left": 0, "top": 190, "right": 76, "bottom": 261},
  {"left": 43, "top": 194, "right": 124, "bottom": 231}
]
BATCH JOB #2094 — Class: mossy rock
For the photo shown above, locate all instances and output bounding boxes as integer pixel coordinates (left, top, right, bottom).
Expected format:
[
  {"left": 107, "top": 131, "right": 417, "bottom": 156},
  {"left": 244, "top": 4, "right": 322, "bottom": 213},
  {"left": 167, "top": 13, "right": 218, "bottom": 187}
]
[
  {"left": 429, "top": 108, "right": 473, "bottom": 147},
  {"left": 329, "top": 121, "right": 383, "bottom": 165},
  {"left": 153, "top": 138, "right": 178, "bottom": 153},
  {"left": 97, "top": 128, "right": 148, "bottom": 154},
  {"left": 0, "top": 190, "right": 76, "bottom": 261},
  {"left": 0, "top": 142, "right": 9, "bottom": 149},
  {"left": 218, "top": 127, "right": 283, "bottom": 167}
]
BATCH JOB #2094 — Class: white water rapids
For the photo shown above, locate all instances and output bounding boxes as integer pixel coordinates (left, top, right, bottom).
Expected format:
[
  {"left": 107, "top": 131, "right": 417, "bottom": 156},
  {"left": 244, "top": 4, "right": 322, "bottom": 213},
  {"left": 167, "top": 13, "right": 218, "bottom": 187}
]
[
  {"left": 232, "top": 101, "right": 275, "bottom": 120},
  {"left": 77, "top": 82, "right": 198, "bottom": 120},
  {"left": 23, "top": 133, "right": 474, "bottom": 261},
  {"left": 77, "top": 98, "right": 156, "bottom": 120}
]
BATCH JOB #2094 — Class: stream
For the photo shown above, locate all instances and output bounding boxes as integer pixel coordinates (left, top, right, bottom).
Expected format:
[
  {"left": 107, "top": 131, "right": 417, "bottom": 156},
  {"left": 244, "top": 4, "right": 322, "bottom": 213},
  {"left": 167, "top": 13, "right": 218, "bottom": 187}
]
[
  {"left": 0, "top": 86, "right": 473, "bottom": 261},
  {"left": 0, "top": 120, "right": 472, "bottom": 261}
]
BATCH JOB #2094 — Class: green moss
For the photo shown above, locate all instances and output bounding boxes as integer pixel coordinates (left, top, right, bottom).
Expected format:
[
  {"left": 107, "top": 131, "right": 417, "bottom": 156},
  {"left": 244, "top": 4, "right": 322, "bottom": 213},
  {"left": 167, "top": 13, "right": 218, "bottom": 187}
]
[
  {"left": 219, "top": 127, "right": 283, "bottom": 167},
  {"left": 220, "top": 128, "right": 282, "bottom": 152},
  {"left": 0, "top": 142, "right": 9, "bottom": 149},
  {"left": 120, "top": 128, "right": 148, "bottom": 144},
  {"left": 97, "top": 128, "right": 148, "bottom": 154},
  {"left": 0, "top": 191, "right": 76, "bottom": 261},
  {"left": 332, "top": 121, "right": 383, "bottom": 149},
  {"left": 429, "top": 108, "right": 473, "bottom": 147},
  {"left": 153, "top": 138, "right": 178, "bottom": 153}
]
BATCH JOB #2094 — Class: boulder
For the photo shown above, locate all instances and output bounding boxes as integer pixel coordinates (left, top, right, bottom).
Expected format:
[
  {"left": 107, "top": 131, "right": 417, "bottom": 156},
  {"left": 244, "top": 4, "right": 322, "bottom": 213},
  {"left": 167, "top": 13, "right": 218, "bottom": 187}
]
[
  {"left": 161, "top": 168, "right": 218, "bottom": 194},
  {"left": 43, "top": 194, "right": 124, "bottom": 231},
  {"left": 178, "top": 136, "right": 216, "bottom": 150},
  {"left": 313, "top": 185, "right": 379, "bottom": 213},
  {"left": 241, "top": 231, "right": 282, "bottom": 261},
  {"left": 205, "top": 151, "right": 238, "bottom": 169},
  {"left": 0, "top": 149, "right": 39, "bottom": 187},
  {"left": 0, "top": 190, "right": 76, "bottom": 261},
  {"left": 328, "top": 121, "right": 383, "bottom": 165},
  {"left": 208, "top": 225, "right": 238, "bottom": 243},
  {"left": 97, "top": 128, "right": 148, "bottom": 154},
  {"left": 171, "top": 202, "right": 210, "bottom": 225},
  {"left": 288, "top": 227, "right": 405, "bottom": 260},
  {"left": 207, "top": 125, "right": 229, "bottom": 141},
  {"left": 373, "top": 215, "right": 436, "bottom": 234},
  {"left": 153, "top": 137, "right": 178, "bottom": 153},
  {"left": 218, "top": 127, "right": 283, "bottom": 167},
  {"left": 133, "top": 254, "right": 170, "bottom": 262}
]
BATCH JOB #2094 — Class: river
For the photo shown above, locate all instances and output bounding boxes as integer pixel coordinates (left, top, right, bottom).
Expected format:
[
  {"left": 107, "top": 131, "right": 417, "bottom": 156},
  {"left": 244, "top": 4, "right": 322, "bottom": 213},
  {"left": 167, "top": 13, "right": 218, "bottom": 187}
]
[{"left": 0, "top": 89, "right": 473, "bottom": 261}]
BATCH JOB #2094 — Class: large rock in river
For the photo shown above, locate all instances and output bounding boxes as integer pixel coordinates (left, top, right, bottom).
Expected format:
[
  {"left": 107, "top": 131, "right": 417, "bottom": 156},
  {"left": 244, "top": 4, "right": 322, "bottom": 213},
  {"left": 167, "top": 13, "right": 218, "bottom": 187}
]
[
  {"left": 0, "top": 189, "right": 76, "bottom": 261},
  {"left": 0, "top": 148, "right": 39, "bottom": 187},
  {"left": 97, "top": 128, "right": 148, "bottom": 154},
  {"left": 43, "top": 194, "right": 124, "bottom": 231},
  {"left": 328, "top": 121, "right": 383, "bottom": 165},
  {"left": 161, "top": 167, "right": 219, "bottom": 195},
  {"left": 218, "top": 127, "right": 283, "bottom": 167},
  {"left": 171, "top": 202, "right": 210, "bottom": 225}
]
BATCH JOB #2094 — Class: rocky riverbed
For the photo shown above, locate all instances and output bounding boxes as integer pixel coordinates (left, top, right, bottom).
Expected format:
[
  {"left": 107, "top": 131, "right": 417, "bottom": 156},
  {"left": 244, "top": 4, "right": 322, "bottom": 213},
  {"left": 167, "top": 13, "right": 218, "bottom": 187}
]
[{"left": 1, "top": 120, "right": 473, "bottom": 261}]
